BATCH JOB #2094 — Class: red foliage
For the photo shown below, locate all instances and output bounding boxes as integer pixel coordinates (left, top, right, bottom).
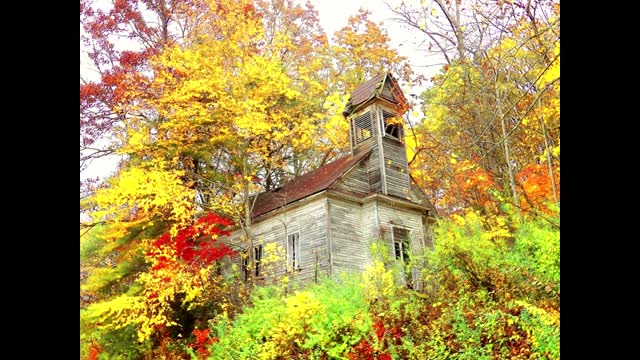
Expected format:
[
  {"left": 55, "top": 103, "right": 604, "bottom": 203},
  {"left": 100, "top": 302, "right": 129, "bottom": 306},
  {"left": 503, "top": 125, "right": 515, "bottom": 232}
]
[
  {"left": 148, "top": 213, "right": 235, "bottom": 272},
  {"left": 389, "top": 327, "right": 403, "bottom": 344},
  {"left": 193, "top": 328, "right": 211, "bottom": 345},
  {"left": 373, "top": 320, "right": 385, "bottom": 341},
  {"left": 348, "top": 337, "right": 392, "bottom": 360},
  {"left": 367, "top": 318, "right": 404, "bottom": 359},
  {"left": 80, "top": 0, "right": 197, "bottom": 149},
  {"left": 86, "top": 342, "right": 101, "bottom": 360},
  {"left": 190, "top": 328, "right": 213, "bottom": 358},
  {"left": 453, "top": 160, "right": 497, "bottom": 209},
  {"left": 349, "top": 339, "right": 374, "bottom": 360}
]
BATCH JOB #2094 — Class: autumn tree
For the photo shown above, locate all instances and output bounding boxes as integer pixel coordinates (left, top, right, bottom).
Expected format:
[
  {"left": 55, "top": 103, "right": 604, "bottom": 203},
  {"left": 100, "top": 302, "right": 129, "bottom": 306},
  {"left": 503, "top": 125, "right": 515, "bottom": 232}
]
[
  {"left": 390, "top": 0, "right": 559, "bottom": 217},
  {"left": 332, "top": 8, "right": 417, "bottom": 92},
  {"left": 81, "top": 1, "right": 421, "bottom": 355},
  {"left": 253, "top": 0, "right": 332, "bottom": 181},
  {"left": 80, "top": 0, "right": 313, "bottom": 352},
  {"left": 81, "top": 0, "right": 420, "bottom": 224},
  {"left": 80, "top": 0, "right": 212, "bottom": 212}
]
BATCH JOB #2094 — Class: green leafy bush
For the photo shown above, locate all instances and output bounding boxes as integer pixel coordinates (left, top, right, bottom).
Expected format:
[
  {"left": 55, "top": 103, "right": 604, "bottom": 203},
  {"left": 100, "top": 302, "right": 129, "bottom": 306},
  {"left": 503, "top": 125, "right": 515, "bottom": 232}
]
[{"left": 208, "top": 275, "right": 373, "bottom": 359}]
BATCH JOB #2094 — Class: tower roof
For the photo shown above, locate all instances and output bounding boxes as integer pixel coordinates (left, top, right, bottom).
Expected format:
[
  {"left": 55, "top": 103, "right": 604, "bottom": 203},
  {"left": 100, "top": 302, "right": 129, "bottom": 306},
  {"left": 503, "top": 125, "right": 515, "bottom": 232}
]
[{"left": 342, "top": 72, "right": 408, "bottom": 116}]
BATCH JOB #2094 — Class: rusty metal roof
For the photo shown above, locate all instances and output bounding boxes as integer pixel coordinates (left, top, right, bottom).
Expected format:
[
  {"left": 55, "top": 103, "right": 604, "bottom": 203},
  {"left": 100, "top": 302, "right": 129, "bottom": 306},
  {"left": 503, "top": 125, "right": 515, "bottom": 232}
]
[
  {"left": 342, "top": 73, "right": 386, "bottom": 116},
  {"left": 342, "top": 72, "right": 407, "bottom": 116},
  {"left": 252, "top": 150, "right": 371, "bottom": 218}
]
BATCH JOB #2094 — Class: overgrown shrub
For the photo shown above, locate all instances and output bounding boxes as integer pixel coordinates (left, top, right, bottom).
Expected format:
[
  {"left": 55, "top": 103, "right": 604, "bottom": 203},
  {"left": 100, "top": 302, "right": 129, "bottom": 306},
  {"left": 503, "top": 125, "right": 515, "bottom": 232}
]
[
  {"left": 208, "top": 275, "right": 373, "bottom": 359},
  {"left": 364, "top": 209, "right": 560, "bottom": 359},
  {"left": 82, "top": 207, "right": 559, "bottom": 359}
]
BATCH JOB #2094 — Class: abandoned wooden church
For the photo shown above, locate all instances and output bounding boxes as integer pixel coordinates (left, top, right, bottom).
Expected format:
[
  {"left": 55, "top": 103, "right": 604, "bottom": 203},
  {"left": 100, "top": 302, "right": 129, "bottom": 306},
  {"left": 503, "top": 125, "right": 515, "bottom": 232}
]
[{"left": 222, "top": 72, "right": 437, "bottom": 285}]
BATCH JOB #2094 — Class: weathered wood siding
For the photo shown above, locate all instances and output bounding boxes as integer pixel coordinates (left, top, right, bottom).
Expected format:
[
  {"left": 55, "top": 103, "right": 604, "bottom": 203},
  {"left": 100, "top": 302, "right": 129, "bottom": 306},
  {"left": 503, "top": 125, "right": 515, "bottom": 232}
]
[
  {"left": 220, "top": 196, "right": 330, "bottom": 284},
  {"left": 329, "top": 197, "right": 429, "bottom": 285},
  {"left": 380, "top": 80, "right": 396, "bottom": 103},
  {"left": 350, "top": 103, "right": 410, "bottom": 199},
  {"left": 367, "top": 146, "right": 383, "bottom": 193},
  {"left": 353, "top": 136, "right": 376, "bottom": 156},
  {"left": 408, "top": 180, "right": 424, "bottom": 204},
  {"left": 377, "top": 204, "right": 426, "bottom": 258},
  {"left": 423, "top": 216, "right": 435, "bottom": 249},
  {"left": 381, "top": 136, "right": 411, "bottom": 199},
  {"left": 328, "top": 197, "right": 373, "bottom": 274},
  {"left": 333, "top": 161, "right": 370, "bottom": 195},
  {"left": 361, "top": 200, "right": 380, "bottom": 240},
  {"left": 377, "top": 203, "right": 428, "bottom": 289}
]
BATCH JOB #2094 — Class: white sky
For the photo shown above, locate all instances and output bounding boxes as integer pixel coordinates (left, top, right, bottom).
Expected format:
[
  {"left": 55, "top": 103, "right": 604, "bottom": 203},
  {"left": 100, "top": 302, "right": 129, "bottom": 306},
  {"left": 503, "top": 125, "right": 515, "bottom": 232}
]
[
  {"left": 80, "top": 0, "right": 441, "bottom": 181},
  {"left": 311, "top": 0, "right": 440, "bottom": 74}
]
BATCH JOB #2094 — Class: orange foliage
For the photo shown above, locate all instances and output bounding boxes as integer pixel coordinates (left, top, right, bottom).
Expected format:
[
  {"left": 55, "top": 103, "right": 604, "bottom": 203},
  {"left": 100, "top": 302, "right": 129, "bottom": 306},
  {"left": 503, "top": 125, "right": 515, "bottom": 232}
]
[
  {"left": 516, "top": 164, "right": 559, "bottom": 214},
  {"left": 453, "top": 159, "right": 498, "bottom": 209}
]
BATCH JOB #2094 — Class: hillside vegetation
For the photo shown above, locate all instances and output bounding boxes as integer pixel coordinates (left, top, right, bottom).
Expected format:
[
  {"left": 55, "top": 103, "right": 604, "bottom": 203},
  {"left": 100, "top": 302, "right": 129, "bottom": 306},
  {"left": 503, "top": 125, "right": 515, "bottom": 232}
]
[{"left": 81, "top": 209, "right": 559, "bottom": 359}]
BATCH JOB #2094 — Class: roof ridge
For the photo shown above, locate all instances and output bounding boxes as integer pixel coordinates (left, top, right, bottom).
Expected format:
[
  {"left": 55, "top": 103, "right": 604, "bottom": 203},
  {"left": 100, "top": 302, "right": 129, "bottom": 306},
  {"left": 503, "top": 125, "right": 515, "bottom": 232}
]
[
  {"left": 251, "top": 150, "right": 372, "bottom": 218},
  {"left": 343, "top": 72, "right": 404, "bottom": 116}
]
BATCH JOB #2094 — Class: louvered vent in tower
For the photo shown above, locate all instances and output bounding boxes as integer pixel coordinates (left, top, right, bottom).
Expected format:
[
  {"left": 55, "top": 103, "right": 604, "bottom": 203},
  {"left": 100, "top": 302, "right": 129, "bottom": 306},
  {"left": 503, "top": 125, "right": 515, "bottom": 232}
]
[{"left": 351, "top": 111, "right": 373, "bottom": 145}]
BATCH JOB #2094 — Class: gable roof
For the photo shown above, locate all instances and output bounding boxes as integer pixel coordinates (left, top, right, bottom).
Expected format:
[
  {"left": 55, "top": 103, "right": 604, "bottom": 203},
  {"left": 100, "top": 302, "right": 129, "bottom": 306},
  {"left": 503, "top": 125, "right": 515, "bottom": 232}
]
[
  {"left": 252, "top": 150, "right": 371, "bottom": 218},
  {"left": 342, "top": 72, "right": 408, "bottom": 116}
]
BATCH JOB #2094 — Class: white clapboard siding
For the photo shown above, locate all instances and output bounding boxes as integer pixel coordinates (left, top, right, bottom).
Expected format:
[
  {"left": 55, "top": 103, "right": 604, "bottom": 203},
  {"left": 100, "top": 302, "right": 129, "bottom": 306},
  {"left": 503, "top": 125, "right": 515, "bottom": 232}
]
[
  {"left": 333, "top": 161, "right": 370, "bottom": 195},
  {"left": 220, "top": 196, "right": 329, "bottom": 284},
  {"left": 328, "top": 197, "right": 373, "bottom": 275},
  {"left": 377, "top": 204, "right": 426, "bottom": 258}
]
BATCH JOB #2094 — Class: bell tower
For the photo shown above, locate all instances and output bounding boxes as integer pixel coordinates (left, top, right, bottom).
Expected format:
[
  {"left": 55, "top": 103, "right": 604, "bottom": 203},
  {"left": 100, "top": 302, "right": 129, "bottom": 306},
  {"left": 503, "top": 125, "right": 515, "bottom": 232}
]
[{"left": 343, "top": 72, "right": 411, "bottom": 199}]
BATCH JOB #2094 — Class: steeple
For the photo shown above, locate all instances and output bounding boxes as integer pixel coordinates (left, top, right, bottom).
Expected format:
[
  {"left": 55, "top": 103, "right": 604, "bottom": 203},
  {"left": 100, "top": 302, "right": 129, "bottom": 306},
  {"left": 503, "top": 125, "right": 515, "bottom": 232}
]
[{"left": 343, "top": 72, "right": 411, "bottom": 199}]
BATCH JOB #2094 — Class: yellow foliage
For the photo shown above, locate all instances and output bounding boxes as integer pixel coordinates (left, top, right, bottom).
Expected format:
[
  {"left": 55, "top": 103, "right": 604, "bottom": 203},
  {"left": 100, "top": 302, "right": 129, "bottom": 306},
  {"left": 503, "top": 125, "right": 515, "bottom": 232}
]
[
  {"left": 260, "top": 241, "right": 288, "bottom": 283},
  {"left": 411, "top": 21, "right": 559, "bottom": 214},
  {"left": 404, "top": 133, "right": 418, "bottom": 161},
  {"left": 515, "top": 300, "right": 560, "bottom": 350},
  {"left": 538, "top": 41, "right": 560, "bottom": 89},
  {"left": 317, "top": 91, "right": 351, "bottom": 154},
  {"left": 451, "top": 214, "right": 466, "bottom": 226},
  {"left": 90, "top": 160, "right": 195, "bottom": 237},
  {"left": 85, "top": 240, "right": 220, "bottom": 342},
  {"left": 123, "top": 0, "right": 326, "bottom": 227},
  {"left": 260, "top": 291, "right": 325, "bottom": 359},
  {"left": 361, "top": 258, "right": 395, "bottom": 301},
  {"left": 515, "top": 300, "right": 560, "bottom": 328}
]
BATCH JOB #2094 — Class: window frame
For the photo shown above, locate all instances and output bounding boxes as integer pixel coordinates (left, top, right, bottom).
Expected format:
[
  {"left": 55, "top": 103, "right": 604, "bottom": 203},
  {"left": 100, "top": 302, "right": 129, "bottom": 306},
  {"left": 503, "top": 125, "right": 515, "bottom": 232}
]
[
  {"left": 381, "top": 109, "right": 403, "bottom": 141},
  {"left": 287, "top": 232, "right": 301, "bottom": 271},
  {"left": 242, "top": 244, "right": 264, "bottom": 281},
  {"left": 351, "top": 111, "right": 374, "bottom": 146},
  {"left": 391, "top": 225, "right": 414, "bottom": 288},
  {"left": 391, "top": 226, "right": 411, "bottom": 264}
]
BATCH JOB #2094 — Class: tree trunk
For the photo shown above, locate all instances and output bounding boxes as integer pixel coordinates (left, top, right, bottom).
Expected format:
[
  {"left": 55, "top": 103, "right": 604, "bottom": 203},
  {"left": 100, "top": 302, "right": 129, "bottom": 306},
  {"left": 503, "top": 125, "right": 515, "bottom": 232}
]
[
  {"left": 539, "top": 99, "right": 559, "bottom": 207},
  {"left": 496, "top": 85, "right": 522, "bottom": 222},
  {"left": 243, "top": 159, "right": 254, "bottom": 286}
]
